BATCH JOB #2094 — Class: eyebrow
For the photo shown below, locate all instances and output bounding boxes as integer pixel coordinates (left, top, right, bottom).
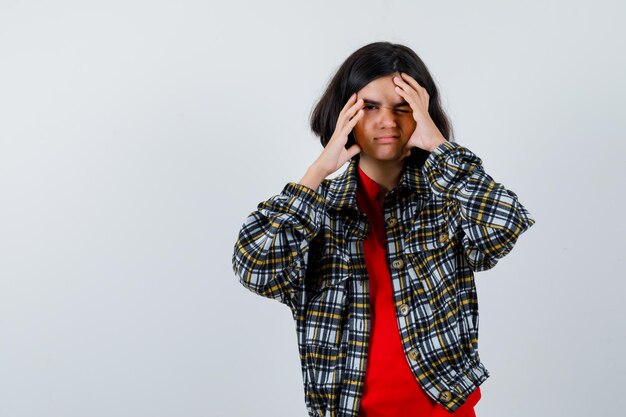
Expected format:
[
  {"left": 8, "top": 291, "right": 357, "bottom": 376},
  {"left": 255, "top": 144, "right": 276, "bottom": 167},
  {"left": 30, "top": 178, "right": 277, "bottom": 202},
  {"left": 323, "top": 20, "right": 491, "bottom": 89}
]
[{"left": 362, "top": 99, "right": 410, "bottom": 107}]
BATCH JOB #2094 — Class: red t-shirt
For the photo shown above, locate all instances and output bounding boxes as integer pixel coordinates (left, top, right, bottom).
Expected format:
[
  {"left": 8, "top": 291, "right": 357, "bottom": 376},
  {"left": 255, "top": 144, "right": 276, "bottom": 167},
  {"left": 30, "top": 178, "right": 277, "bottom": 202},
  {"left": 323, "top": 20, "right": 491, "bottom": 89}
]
[{"left": 356, "top": 164, "right": 481, "bottom": 417}]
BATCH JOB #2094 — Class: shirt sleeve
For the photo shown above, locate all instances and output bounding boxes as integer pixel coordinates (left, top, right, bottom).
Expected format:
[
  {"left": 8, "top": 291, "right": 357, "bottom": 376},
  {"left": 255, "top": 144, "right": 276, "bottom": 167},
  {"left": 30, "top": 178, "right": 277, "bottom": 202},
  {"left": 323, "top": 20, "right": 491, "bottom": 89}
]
[
  {"left": 231, "top": 182, "right": 326, "bottom": 311},
  {"left": 422, "top": 140, "right": 536, "bottom": 271}
]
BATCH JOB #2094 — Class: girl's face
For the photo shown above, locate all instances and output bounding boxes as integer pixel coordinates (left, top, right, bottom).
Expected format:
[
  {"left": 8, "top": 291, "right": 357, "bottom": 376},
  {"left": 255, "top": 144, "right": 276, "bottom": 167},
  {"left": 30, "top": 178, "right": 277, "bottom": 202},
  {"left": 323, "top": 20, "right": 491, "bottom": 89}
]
[{"left": 353, "top": 73, "right": 417, "bottom": 162}]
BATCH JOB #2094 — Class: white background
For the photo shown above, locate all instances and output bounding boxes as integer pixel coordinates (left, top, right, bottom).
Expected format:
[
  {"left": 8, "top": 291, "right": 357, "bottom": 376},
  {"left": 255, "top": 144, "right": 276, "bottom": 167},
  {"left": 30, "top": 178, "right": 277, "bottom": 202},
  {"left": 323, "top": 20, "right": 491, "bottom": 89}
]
[{"left": 1, "top": 1, "right": 625, "bottom": 416}]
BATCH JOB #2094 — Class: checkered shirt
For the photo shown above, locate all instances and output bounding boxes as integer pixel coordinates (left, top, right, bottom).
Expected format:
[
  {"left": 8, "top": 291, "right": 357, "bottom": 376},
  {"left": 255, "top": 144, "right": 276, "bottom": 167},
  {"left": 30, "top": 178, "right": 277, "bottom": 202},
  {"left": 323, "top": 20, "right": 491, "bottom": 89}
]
[{"left": 232, "top": 140, "right": 536, "bottom": 417}]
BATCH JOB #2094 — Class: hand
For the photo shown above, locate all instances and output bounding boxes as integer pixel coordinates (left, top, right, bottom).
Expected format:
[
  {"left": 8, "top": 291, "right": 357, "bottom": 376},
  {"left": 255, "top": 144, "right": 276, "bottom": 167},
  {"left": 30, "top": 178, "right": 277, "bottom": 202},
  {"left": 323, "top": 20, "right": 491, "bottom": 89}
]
[
  {"left": 393, "top": 72, "right": 447, "bottom": 156},
  {"left": 310, "top": 93, "right": 364, "bottom": 177}
]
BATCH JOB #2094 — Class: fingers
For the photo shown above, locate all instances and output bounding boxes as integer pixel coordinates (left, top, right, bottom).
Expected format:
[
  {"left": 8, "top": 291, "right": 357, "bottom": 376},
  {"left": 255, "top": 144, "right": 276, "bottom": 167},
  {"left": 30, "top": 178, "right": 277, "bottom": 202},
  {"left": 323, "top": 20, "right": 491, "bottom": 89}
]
[
  {"left": 396, "top": 73, "right": 430, "bottom": 109},
  {"left": 341, "top": 92, "right": 358, "bottom": 113},
  {"left": 336, "top": 98, "right": 363, "bottom": 136},
  {"left": 394, "top": 73, "right": 429, "bottom": 99},
  {"left": 338, "top": 95, "right": 363, "bottom": 127},
  {"left": 328, "top": 93, "right": 364, "bottom": 150},
  {"left": 400, "top": 72, "right": 428, "bottom": 96},
  {"left": 393, "top": 75, "right": 416, "bottom": 98},
  {"left": 346, "top": 98, "right": 364, "bottom": 123},
  {"left": 337, "top": 93, "right": 358, "bottom": 122},
  {"left": 393, "top": 82, "right": 418, "bottom": 110},
  {"left": 395, "top": 74, "right": 431, "bottom": 113},
  {"left": 345, "top": 105, "right": 364, "bottom": 131}
]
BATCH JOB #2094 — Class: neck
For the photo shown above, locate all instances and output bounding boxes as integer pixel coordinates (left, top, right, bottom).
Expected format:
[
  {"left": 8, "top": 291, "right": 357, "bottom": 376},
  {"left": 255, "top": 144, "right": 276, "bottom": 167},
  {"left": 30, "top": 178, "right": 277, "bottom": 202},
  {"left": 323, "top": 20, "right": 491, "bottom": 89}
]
[{"left": 358, "top": 154, "right": 406, "bottom": 195}]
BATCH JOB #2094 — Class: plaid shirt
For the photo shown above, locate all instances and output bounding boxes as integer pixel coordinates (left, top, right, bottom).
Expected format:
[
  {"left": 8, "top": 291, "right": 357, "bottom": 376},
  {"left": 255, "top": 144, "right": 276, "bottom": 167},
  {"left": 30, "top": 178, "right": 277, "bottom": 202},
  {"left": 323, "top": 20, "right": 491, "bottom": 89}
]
[{"left": 232, "top": 140, "right": 536, "bottom": 417}]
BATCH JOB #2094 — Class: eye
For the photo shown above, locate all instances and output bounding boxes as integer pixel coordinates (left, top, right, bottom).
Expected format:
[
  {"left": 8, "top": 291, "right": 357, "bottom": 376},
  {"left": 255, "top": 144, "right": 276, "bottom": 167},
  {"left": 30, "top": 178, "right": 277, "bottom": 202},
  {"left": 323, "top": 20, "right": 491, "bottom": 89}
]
[
  {"left": 396, "top": 109, "right": 411, "bottom": 114},
  {"left": 363, "top": 105, "right": 378, "bottom": 111}
]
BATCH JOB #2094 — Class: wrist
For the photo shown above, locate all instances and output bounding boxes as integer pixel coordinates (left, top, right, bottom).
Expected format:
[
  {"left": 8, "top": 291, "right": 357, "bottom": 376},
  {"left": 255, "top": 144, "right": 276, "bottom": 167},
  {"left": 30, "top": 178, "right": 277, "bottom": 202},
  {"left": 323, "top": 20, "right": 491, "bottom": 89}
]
[
  {"left": 428, "top": 136, "right": 447, "bottom": 152},
  {"left": 299, "top": 164, "right": 327, "bottom": 190}
]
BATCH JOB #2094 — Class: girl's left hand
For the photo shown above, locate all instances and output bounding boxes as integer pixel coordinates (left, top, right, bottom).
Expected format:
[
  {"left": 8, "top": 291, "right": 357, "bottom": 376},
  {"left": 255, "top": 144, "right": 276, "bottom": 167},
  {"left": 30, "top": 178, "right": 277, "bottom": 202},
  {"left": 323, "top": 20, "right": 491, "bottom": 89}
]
[{"left": 393, "top": 72, "right": 447, "bottom": 156}]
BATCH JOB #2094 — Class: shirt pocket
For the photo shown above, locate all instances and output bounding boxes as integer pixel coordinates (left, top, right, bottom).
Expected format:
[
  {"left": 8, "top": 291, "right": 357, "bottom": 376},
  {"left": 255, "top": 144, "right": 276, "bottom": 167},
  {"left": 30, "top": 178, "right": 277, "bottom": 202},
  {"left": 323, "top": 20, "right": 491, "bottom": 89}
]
[
  {"left": 405, "top": 199, "right": 456, "bottom": 253},
  {"left": 304, "top": 246, "right": 352, "bottom": 348}
]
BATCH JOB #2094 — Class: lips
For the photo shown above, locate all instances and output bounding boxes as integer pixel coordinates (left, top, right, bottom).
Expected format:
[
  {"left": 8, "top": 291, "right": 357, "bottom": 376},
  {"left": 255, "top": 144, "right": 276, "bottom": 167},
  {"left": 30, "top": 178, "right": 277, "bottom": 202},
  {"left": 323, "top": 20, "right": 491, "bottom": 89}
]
[{"left": 374, "top": 135, "right": 399, "bottom": 143}]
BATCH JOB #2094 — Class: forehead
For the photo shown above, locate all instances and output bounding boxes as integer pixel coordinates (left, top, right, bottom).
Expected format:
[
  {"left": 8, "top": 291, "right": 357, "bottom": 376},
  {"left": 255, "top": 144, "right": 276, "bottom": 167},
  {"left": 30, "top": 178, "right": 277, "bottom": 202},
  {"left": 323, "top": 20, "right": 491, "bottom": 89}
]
[{"left": 356, "top": 74, "right": 403, "bottom": 102}]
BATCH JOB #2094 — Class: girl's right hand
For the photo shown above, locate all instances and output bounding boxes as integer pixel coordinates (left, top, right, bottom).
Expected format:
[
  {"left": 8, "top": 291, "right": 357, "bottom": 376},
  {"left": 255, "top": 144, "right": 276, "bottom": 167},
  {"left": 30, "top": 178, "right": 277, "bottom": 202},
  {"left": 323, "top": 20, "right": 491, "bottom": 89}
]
[{"left": 312, "top": 93, "right": 365, "bottom": 177}]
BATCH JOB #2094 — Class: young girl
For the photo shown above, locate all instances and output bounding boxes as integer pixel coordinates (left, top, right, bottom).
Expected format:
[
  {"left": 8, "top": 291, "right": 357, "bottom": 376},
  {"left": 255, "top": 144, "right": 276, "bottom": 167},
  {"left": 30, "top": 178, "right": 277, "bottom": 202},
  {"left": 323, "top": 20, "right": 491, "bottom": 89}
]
[{"left": 232, "top": 41, "right": 535, "bottom": 417}]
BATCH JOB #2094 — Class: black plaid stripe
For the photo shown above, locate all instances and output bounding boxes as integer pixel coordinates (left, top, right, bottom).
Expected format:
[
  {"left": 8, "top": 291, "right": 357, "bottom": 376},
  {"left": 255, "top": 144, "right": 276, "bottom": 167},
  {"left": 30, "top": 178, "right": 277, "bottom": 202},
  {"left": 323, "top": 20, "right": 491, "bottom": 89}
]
[{"left": 232, "top": 140, "right": 535, "bottom": 416}]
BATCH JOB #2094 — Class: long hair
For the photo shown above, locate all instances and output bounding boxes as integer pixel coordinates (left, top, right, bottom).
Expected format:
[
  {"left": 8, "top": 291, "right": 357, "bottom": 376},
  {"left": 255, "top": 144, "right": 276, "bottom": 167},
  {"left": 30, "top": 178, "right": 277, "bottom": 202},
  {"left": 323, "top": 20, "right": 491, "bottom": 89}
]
[{"left": 310, "top": 41, "right": 454, "bottom": 168}]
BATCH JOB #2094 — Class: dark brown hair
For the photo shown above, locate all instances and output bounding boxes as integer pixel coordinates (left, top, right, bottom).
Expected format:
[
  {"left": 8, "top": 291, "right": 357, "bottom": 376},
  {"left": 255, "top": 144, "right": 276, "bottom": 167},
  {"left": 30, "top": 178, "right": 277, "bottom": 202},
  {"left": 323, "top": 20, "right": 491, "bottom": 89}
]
[{"left": 310, "top": 41, "right": 454, "bottom": 167}]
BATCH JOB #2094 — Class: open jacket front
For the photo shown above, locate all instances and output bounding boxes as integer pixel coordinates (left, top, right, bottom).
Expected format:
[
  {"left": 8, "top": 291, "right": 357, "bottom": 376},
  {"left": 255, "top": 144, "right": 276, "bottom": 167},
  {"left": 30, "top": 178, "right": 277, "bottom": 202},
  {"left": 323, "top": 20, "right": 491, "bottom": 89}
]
[{"left": 232, "top": 140, "right": 536, "bottom": 417}]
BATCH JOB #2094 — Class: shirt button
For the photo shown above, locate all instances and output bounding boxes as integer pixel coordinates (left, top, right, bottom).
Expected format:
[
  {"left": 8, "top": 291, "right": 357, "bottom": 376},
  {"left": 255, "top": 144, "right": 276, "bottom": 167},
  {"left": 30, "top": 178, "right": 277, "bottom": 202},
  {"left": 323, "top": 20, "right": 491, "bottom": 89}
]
[
  {"left": 439, "top": 233, "right": 449, "bottom": 243},
  {"left": 408, "top": 348, "right": 420, "bottom": 361},
  {"left": 391, "top": 258, "right": 405, "bottom": 270},
  {"left": 398, "top": 303, "right": 410, "bottom": 316},
  {"left": 439, "top": 390, "right": 453, "bottom": 402},
  {"left": 385, "top": 216, "right": 398, "bottom": 228}
]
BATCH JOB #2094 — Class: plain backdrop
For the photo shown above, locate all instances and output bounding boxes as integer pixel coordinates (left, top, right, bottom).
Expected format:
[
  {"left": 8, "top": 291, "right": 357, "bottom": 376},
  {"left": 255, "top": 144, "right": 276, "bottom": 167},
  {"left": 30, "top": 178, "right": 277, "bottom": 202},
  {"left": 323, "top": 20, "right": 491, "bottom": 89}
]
[{"left": 1, "top": 1, "right": 625, "bottom": 416}]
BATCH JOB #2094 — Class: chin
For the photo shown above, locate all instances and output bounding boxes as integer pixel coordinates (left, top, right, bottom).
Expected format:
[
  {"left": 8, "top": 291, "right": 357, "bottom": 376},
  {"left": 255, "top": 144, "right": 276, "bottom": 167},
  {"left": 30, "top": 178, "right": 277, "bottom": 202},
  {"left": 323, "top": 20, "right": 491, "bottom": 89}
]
[{"left": 368, "top": 153, "right": 405, "bottom": 162}]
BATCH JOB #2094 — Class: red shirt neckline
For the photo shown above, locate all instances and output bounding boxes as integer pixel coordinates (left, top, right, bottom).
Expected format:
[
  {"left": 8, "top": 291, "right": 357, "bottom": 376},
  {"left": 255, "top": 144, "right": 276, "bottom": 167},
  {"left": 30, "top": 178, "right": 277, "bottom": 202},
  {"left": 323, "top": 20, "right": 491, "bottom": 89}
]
[{"left": 357, "top": 164, "right": 383, "bottom": 204}]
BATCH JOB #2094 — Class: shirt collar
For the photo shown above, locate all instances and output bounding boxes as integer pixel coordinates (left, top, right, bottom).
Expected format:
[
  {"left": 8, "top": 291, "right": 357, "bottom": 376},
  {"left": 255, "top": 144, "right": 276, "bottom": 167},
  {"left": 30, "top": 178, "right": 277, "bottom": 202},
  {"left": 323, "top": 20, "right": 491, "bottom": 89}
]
[{"left": 324, "top": 154, "right": 431, "bottom": 211}]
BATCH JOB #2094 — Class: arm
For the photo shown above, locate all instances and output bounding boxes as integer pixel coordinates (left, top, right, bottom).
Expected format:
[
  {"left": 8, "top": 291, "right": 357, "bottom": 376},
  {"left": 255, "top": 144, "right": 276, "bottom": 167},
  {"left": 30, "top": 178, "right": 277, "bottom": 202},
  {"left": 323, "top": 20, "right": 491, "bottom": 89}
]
[
  {"left": 232, "top": 92, "right": 364, "bottom": 310},
  {"left": 422, "top": 140, "right": 536, "bottom": 271},
  {"left": 231, "top": 182, "right": 326, "bottom": 311}
]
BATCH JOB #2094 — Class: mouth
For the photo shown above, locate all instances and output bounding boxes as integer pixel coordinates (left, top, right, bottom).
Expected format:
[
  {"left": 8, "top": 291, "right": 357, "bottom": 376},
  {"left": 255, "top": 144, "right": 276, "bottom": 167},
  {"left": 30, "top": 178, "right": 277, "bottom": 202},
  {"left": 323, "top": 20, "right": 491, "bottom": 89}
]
[{"left": 374, "top": 135, "right": 400, "bottom": 143}]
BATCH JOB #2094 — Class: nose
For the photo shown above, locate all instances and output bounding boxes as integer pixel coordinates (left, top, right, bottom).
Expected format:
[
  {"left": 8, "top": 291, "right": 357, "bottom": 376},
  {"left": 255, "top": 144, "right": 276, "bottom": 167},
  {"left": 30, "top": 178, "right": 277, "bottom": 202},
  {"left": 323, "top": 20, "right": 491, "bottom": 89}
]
[{"left": 376, "top": 107, "right": 398, "bottom": 128}]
